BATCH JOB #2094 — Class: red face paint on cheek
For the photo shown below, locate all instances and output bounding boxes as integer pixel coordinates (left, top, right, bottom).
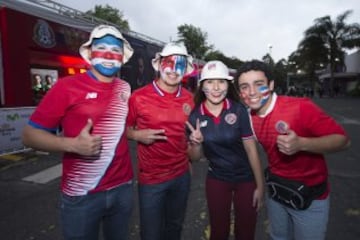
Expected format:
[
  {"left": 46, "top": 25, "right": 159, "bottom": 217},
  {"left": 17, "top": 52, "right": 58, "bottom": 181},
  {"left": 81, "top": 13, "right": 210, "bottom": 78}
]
[
  {"left": 240, "top": 91, "right": 247, "bottom": 99},
  {"left": 240, "top": 92, "right": 251, "bottom": 105},
  {"left": 160, "top": 56, "right": 175, "bottom": 72}
]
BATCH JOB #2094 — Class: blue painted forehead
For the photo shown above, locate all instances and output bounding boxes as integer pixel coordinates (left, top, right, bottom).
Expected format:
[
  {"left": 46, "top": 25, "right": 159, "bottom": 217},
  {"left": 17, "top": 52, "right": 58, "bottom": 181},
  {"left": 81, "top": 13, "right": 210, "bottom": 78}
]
[{"left": 92, "top": 35, "right": 123, "bottom": 47}]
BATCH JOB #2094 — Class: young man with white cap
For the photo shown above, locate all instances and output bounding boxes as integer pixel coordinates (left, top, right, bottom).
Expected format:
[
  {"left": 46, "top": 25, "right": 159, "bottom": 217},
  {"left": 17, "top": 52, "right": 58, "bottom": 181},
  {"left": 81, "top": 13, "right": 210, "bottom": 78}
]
[
  {"left": 126, "top": 42, "right": 194, "bottom": 240},
  {"left": 22, "top": 25, "right": 134, "bottom": 240},
  {"left": 186, "top": 60, "right": 264, "bottom": 240}
]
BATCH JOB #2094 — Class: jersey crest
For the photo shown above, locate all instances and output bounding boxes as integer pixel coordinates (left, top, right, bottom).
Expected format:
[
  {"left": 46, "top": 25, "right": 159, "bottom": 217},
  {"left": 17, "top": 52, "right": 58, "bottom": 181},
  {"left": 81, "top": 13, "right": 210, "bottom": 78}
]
[{"left": 225, "top": 113, "right": 237, "bottom": 125}]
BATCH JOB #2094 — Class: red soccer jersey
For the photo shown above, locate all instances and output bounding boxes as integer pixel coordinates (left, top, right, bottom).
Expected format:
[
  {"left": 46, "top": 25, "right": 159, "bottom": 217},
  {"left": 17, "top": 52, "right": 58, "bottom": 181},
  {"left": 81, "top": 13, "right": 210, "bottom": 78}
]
[
  {"left": 29, "top": 72, "right": 133, "bottom": 196},
  {"left": 127, "top": 80, "right": 194, "bottom": 184},
  {"left": 250, "top": 95, "right": 347, "bottom": 197}
]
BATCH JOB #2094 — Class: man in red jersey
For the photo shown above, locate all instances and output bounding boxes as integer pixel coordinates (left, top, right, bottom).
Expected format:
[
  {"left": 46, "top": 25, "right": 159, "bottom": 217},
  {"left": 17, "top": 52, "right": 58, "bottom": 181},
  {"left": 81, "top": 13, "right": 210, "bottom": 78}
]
[
  {"left": 22, "top": 25, "right": 134, "bottom": 240},
  {"left": 235, "top": 60, "right": 350, "bottom": 240},
  {"left": 127, "top": 42, "right": 194, "bottom": 240}
]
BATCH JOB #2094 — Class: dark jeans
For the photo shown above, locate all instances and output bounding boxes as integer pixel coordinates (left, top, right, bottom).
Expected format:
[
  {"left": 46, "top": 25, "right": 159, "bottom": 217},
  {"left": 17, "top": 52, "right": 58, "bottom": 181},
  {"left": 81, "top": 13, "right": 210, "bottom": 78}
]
[
  {"left": 138, "top": 171, "right": 191, "bottom": 240},
  {"left": 60, "top": 181, "right": 134, "bottom": 240}
]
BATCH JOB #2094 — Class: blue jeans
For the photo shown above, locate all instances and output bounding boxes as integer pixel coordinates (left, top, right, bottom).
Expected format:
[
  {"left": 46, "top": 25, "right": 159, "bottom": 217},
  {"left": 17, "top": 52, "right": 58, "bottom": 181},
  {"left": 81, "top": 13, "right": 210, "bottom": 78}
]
[
  {"left": 60, "top": 181, "right": 134, "bottom": 240},
  {"left": 138, "top": 171, "right": 191, "bottom": 240},
  {"left": 267, "top": 195, "right": 330, "bottom": 240}
]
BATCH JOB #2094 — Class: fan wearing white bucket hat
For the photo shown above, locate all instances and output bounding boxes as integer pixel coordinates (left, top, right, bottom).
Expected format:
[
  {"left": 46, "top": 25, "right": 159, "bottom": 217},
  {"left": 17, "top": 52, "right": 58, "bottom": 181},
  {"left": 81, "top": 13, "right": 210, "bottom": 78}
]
[
  {"left": 22, "top": 25, "right": 135, "bottom": 240},
  {"left": 126, "top": 42, "right": 194, "bottom": 240},
  {"left": 79, "top": 24, "right": 134, "bottom": 80},
  {"left": 186, "top": 60, "right": 264, "bottom": 240}
]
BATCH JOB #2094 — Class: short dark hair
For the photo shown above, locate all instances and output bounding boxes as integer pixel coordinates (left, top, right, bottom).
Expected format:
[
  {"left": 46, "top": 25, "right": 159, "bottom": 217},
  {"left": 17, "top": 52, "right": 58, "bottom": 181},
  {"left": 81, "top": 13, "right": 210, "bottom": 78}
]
[{"left": 234, "top": 60, "right": 273, "bottom": 92}]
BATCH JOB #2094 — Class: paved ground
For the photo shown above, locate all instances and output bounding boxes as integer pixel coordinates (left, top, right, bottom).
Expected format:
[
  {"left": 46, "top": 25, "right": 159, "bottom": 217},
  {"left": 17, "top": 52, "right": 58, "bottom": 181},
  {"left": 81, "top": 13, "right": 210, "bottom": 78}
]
[{"left": 0, "top": 97, "right": 359, "bottom": 240}]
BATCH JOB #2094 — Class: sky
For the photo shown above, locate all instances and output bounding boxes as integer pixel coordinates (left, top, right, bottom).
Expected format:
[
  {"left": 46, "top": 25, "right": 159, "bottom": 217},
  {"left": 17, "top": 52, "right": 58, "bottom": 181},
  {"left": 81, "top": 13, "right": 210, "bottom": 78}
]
[{"left": 54, "top": 0, "right": 360, "bottom": 62}]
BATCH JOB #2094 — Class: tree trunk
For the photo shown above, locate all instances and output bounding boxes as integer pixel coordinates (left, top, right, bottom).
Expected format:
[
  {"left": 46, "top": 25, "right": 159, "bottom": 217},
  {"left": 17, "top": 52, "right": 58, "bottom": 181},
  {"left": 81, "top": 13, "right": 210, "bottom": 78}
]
[{"left": 329, "top": 71, "right": 335, "bottom": 97}]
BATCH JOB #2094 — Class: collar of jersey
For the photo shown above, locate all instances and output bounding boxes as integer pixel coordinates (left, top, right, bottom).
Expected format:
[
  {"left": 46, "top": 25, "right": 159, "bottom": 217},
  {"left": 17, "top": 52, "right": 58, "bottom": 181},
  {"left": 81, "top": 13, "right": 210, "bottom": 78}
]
[
  {"left": 152, "top": 80, "right": 182, "bottom": 97},
  {"left": 200, "top": 98, "right": 230, "bottom": 116}
]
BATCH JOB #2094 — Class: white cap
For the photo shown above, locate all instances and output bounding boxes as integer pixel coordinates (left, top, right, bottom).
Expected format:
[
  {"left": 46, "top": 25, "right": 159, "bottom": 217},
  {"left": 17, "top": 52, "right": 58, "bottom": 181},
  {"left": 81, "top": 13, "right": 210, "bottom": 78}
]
[
  {"left": 199, "top": 60, "right": 234, "bottom": 82},
  {"left": 151, "top": 42, "right": 194, "bottom": 74},
  {"left": 79, "top": 25, "right": 134, "bottom": 64}
]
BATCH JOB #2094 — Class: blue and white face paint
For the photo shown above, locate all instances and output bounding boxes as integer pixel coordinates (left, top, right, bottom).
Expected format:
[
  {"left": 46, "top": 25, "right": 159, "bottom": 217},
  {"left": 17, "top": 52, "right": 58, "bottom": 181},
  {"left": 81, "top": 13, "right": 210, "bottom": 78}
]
[
  {"left": 90, "top": 35, "right": 124, "bottom": 77},
  {"left": 258, "top": 85, "right": 271, "bottom": 106}
]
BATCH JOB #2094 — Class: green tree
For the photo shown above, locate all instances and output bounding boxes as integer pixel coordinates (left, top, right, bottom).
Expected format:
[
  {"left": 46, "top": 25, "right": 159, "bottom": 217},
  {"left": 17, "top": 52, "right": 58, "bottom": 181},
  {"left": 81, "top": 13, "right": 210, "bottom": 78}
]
[
  {"left": 205, "top": 50, "right": 242, "bottom": 69},
  {"left": 261, "top": 54, "right": 288, "bottom": 93},
  {"left": 85, "top": 4, "right": 130, "bottom": 31},
  {"left": 288, "top": 36, "right": 328, "bottom": 93},
  {"left": 299, "top": 10, "right": 360, "bottom": 96},
  {"left": 262, "top": 53, "right": 275, "bottom": 66},
  {"left": 177, "top": 24, "right": 213, "bottom": 59},
  {"left": 273, "top": 59, "right": 289, "bottom": 94}
]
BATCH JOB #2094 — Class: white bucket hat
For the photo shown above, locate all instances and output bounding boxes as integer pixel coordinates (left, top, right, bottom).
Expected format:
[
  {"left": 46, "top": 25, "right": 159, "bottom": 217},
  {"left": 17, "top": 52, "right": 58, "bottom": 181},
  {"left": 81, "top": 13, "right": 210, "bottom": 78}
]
[
  {"left": 151, "top": 42, "right": 194, "bottom": 74},
  {"left": 199, "top": 60, "right": 234, "bottom": 83},
  {"left": 79, "top": 25, "right": 134, "bottom": 64}
]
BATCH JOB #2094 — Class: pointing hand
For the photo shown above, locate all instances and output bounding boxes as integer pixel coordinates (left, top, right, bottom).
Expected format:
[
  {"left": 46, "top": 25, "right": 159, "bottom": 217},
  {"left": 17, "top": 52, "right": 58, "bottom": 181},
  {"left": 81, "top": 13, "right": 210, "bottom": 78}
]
[{"left": 137, "top": 129, "right": 167, "bottom": 145}]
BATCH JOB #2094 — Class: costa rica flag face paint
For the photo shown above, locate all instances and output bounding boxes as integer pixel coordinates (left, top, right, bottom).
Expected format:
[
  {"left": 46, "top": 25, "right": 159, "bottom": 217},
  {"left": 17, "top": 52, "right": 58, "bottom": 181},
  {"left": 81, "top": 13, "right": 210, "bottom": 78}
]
[
  {"left": 160, "top": 55, "right": 187, "bottom": 77},
  {"left": 241, "top": 85, "right": 270, "bottom": 108},
  {"left": 237, "top": 70, "right": 274, "bottom": 113},
  {"left": 90, "top": 35, "right": 124, "bottom": 77},
  {"left": 258, "top": 85, "right": 270, "bottom": 106}
]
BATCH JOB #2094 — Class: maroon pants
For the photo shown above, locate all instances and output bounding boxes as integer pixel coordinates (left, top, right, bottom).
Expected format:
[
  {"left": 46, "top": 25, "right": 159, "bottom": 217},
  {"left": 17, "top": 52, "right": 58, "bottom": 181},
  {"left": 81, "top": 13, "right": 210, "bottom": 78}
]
[{"left": 206, "top": 177, "right": 257, "bottom": 240}]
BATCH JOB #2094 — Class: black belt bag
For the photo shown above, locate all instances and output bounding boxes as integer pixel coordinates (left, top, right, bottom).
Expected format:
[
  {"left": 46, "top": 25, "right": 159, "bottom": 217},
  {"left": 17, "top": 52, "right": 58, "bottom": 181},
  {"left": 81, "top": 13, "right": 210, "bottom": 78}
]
[{"left": 265, "top": 168, "right": 327, "bottom": 210}]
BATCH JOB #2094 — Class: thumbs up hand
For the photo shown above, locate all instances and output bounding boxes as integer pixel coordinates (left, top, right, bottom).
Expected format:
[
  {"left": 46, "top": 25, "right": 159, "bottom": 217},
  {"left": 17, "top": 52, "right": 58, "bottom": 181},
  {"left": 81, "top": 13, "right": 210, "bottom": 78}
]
[
  {"left": 75, "top": 119, "right": 102, "bottom": 156},
  {"left": 276, "top": 129, "right": 301, "bottom": 155}
]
